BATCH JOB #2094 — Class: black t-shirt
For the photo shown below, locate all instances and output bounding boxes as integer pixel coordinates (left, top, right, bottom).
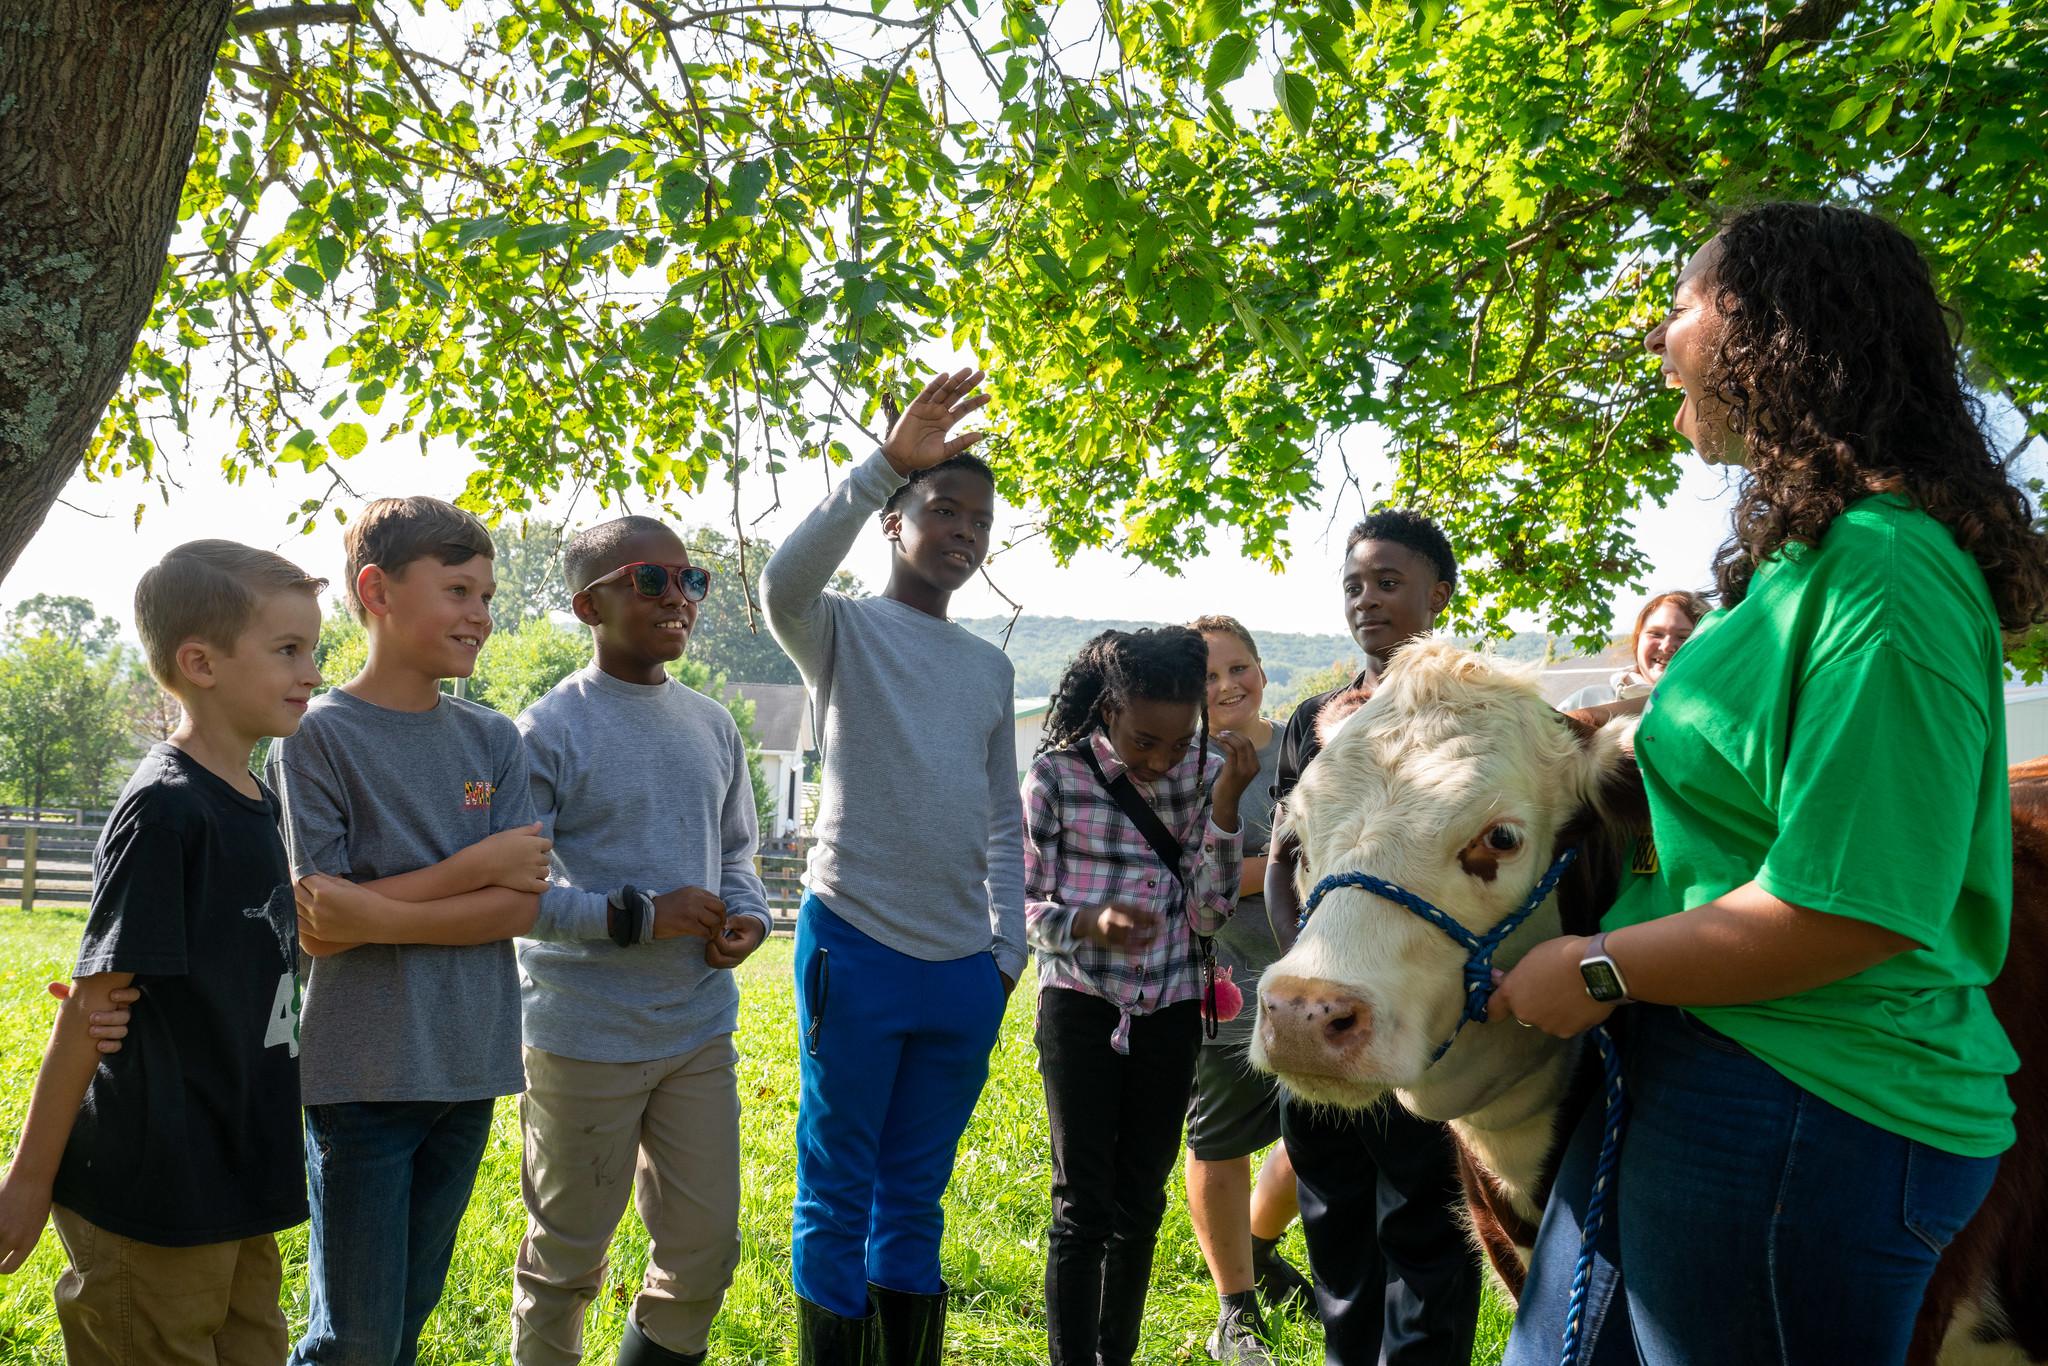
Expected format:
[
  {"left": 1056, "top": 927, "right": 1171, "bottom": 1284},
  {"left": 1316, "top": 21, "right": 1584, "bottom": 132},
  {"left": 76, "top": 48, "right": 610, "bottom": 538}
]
[
  {"left": 52, "top": 743, "right": 307, "bottom": 1246},
  {"left": 1273, "top": 669, "right": 1374, "bottom": 804}
]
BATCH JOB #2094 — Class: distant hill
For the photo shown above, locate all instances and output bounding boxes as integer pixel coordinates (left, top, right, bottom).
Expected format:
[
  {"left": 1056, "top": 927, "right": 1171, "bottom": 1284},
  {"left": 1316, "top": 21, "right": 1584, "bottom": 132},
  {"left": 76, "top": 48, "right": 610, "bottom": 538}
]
[{"left": 957, "top": 615, "right": 1570, "bottom": 700}]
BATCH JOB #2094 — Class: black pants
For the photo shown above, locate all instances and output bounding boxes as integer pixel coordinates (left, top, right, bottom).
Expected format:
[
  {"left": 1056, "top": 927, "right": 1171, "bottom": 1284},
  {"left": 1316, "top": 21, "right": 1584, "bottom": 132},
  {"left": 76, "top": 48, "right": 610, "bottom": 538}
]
[
  {"left": 1037, "top": 988, "right": 1204, "bottom": 1366},
  {"left": 1280, "top": 1096, "right": 1480, "bottom": 1366}
]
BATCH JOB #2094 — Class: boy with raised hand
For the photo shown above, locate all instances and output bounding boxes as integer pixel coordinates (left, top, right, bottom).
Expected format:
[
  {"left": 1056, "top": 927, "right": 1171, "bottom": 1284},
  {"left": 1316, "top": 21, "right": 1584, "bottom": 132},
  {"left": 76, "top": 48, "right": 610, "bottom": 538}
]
[
  {"left": 269, "top": 496, "right": 570, "bottom": 1366},
  {"left": 0, "top": 540, "right": 323, "bottom": 1363},
  {"left": 1264, "top": 509, "right": 1480, "bottom": 1366},
  {"left": 509, "top": 516, "right": 773, "bottom": 1366},
  {"left": 761, "top": 368, "right": 1024, "bottom": 1365}
]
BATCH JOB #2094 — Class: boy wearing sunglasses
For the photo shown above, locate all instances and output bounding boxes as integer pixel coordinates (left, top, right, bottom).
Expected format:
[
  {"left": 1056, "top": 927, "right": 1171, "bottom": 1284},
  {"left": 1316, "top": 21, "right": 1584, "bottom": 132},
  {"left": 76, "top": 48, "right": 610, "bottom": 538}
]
[
  {"left": 762, "top": 370, "right": 1024, "bottom": 1364},
  {"left": 508, "top": 516, "right": 772, "bottom": 1366}
]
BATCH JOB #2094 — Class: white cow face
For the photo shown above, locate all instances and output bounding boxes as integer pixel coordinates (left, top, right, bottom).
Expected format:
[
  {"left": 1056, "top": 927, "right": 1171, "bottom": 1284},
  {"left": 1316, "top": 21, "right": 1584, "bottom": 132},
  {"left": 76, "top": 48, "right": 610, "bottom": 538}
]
[{"left": 1251, "top": 641, "right": 1632, "bottom": 1114}]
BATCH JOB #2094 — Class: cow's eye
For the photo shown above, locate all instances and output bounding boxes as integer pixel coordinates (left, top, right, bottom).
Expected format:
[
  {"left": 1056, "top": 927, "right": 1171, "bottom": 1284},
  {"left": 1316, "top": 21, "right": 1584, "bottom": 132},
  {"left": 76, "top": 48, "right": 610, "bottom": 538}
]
[{"left": 1485, "top": 825, "right": 1522, "bottom": 853}]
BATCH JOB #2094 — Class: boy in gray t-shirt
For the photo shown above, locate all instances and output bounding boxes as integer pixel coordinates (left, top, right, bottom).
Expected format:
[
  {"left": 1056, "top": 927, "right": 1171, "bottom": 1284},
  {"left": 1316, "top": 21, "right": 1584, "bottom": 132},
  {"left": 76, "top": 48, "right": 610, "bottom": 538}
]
[
  {"left": 270, "top": 496, "right": 598, "bottom": 1364},
  {"left": 509, "top": 517, "right": 772, "bottom": 1366}
]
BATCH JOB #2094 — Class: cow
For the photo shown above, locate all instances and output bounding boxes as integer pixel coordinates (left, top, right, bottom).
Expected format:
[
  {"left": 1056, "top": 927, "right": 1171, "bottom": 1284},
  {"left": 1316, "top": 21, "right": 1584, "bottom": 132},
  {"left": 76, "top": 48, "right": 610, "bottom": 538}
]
[{"left": 1250, "top": 638, "right": 2046, "bottom": 1365}]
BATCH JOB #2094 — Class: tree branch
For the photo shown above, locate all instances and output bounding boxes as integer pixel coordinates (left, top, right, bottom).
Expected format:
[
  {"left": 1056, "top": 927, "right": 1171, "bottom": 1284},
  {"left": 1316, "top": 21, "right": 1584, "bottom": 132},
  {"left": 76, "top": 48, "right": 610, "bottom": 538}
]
[
  {"left": 232, "top": 3, "right": 363, "bottom": 36},
  {"left": 663, "top": 3, "right": 929, "bottom": 29}
]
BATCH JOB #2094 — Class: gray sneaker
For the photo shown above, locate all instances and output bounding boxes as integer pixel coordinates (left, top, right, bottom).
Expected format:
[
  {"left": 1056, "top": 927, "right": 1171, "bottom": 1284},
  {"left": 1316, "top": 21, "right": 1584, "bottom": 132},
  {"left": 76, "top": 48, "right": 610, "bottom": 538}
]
[{"left": 1207, "top": 1302, "right": 1275, "bottom": 1365}]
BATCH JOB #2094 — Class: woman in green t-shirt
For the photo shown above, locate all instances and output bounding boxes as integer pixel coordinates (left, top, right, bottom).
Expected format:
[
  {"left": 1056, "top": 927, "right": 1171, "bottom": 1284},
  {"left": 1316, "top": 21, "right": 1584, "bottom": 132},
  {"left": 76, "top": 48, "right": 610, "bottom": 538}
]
[{"left": 1493, "top": 202, "right": 2048, "bottom": 1365}]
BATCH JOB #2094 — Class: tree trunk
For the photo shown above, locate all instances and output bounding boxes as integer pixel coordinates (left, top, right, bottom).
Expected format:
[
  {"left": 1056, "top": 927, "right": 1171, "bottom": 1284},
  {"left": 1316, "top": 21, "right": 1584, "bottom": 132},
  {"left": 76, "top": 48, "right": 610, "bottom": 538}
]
[{"left": 0, "top": 1, "right": 233, "bottom": 586}]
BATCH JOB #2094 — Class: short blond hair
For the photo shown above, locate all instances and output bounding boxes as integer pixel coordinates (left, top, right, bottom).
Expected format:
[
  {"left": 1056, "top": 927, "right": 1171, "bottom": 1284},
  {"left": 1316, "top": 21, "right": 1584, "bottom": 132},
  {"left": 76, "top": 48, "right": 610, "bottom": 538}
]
[
  {"left": 1189, "top": 613, "right": 1260, "bottom": 661},
  {"left": 135, "top": 540, "right": 327, "bottom": 689}
]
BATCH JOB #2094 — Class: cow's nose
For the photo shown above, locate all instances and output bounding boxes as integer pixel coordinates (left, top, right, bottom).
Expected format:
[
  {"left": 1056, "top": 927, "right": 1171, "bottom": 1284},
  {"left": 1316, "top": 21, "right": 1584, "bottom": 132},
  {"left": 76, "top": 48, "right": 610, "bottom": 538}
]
[{"left": 1259, "top": 976, "right": 1375, "bottom": 1075}]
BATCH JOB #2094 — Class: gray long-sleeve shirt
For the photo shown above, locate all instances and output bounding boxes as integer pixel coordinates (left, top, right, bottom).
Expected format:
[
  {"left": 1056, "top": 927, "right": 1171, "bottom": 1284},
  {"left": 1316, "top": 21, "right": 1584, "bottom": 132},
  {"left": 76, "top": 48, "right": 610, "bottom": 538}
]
[
  {"left": 761, "top": 449, "right": 1027, "bottom": 979},
  {"left": 514, "top": 665, "right": 772, "bottom": 1063}
]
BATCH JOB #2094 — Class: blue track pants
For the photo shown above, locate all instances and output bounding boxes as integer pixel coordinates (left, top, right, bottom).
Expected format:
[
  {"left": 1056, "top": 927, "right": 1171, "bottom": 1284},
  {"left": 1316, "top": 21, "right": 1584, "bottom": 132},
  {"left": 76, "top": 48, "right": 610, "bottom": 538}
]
[{"left": 791, "top": 895, "right": 1008, "bottom": 1317}]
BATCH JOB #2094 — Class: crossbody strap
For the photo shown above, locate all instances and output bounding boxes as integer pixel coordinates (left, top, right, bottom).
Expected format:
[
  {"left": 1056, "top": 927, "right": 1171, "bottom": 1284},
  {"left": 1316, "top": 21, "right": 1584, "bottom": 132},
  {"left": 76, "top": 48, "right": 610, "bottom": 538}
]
[{"left": 1079, "top": 739, "right": 1220, "bottom": 1039}]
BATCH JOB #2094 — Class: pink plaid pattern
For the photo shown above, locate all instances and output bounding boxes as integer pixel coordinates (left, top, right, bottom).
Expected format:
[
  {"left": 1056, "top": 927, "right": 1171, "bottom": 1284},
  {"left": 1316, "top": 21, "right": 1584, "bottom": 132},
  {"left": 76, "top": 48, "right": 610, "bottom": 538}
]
[{"left": 1024, "top": 731, "right": 1242, "bottom": 1045}]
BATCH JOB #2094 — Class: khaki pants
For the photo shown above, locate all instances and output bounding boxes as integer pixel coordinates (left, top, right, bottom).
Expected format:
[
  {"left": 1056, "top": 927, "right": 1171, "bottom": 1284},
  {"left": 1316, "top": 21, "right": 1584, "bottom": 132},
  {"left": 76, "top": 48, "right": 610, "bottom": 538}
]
[
  {"left": 510, "top": 1037, "right": 742, "bottom": 1364},
  {"left": 50, "top": 1205, "right": 288, "bottom": 1366}
]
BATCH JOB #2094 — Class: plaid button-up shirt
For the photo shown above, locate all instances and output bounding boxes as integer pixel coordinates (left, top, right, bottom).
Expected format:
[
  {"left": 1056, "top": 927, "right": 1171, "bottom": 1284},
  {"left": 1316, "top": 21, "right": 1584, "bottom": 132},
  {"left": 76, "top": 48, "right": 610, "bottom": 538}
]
[{"left": 1024, "top": 730, "right": 1243, "bottom": 1051}]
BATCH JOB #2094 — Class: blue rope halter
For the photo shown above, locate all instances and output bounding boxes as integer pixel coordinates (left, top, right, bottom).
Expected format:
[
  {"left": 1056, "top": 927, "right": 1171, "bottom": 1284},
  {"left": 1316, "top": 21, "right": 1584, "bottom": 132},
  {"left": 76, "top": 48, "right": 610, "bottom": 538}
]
[
  {"left": 1293, "top": 843, "right": 1623, "bottom": 1366},
  {"left": 1297, "top": 845, "right": 1580, "bottom": 1063}
]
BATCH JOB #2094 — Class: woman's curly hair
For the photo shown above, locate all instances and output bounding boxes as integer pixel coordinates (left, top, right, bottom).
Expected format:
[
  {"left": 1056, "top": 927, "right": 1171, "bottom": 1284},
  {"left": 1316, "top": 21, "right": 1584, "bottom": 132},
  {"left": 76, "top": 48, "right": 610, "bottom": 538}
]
[
  {"left": 1039, "top": 627, "right": 1212, "bottom": 781},
  {"left": 1702, "top": 202, "right": 2048, "bottom": 632}
]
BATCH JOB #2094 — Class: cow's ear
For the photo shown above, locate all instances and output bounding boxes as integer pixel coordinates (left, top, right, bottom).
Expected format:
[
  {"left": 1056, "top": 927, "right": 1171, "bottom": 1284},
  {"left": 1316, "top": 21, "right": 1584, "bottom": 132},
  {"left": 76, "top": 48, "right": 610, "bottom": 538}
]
[{"left": 1563, "top": 711, "right": 1647, "bottom": 833}]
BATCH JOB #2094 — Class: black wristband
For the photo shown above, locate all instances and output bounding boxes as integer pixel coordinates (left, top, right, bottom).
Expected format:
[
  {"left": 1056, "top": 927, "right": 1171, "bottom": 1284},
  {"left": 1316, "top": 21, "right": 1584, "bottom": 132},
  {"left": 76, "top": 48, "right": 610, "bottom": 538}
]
[{"left": 607, "top": 885, "right": 644, "bottom": 948}]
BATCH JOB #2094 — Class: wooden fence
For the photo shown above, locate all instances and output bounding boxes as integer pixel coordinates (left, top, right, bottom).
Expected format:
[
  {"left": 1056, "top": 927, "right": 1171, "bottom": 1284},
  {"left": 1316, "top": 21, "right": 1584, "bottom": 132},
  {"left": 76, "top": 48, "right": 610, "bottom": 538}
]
[
  {"left": 0, "top": 806, "right": 815, "bottom": 923},
  {"left": 0, "top": 806, "right": 104, "bottom": 909}
]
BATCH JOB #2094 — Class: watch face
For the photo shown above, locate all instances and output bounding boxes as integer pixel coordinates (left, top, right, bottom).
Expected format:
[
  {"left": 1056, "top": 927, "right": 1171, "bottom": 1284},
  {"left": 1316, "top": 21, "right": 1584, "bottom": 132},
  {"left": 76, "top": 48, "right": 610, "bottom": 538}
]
[{"left": 1581, "top": 959, "right": 1625, "bottom": 1003}]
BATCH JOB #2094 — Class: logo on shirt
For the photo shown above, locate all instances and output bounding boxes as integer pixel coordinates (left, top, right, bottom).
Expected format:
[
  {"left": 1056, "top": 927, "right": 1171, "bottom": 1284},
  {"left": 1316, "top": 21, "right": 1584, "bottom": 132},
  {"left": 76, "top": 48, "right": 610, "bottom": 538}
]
[
  {"left": 463, "top": 780, "right": 496, "bottom": 809},
  {"left": 245, "top": 886, "right": 302, "bottom": 1058}
]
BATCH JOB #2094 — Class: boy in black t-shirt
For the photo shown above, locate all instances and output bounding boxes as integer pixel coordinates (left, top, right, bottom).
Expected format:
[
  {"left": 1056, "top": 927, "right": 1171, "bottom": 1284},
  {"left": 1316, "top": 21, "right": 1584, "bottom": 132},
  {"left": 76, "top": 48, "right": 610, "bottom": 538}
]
[
  {"left": 1265, "top": 510, "right": 1481, "bottom": 1366},
  {"left": 0, "top": 541, "right": 326, "bottom": 1364}
]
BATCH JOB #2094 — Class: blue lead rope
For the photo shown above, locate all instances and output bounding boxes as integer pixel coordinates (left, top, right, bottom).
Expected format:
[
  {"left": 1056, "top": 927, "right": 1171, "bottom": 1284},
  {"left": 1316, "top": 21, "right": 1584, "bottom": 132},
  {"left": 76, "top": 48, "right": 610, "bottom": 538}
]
[
  {"left": 1560, "top": 1023, "right": 1626, "bottom": 1366},
  {"left": 1292, "top": 844, "right": 1625, "bottom": 1366}
]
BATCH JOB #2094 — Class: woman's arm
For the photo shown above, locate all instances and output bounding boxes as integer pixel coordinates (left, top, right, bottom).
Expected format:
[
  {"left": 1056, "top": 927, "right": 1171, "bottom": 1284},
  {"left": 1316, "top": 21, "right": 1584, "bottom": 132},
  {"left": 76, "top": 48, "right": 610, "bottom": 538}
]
[{"left": 1493, "top": 881, "right": 1919, "bottom": 1036}]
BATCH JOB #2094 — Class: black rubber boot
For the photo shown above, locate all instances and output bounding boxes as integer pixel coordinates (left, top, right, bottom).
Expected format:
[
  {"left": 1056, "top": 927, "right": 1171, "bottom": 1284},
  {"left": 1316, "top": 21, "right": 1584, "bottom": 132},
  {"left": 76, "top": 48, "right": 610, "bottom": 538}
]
[
  {"left": 869, "top": 1282, "right": 947, "bottom": 1366},
  {"left": 616, "top": 1315, "right": 706, "bottom": 1365},
  {"left": 1251, "top": 1234, "right": 1319, "bottom": 1321},
  {"left": 797, "top": 1294, "right": 879, "bottom": 1366}
]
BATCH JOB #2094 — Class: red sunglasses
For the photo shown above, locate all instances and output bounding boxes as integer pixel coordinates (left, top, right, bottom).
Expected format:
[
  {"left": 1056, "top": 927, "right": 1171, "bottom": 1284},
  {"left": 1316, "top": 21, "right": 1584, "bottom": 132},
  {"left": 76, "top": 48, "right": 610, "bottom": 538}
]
[{"left": 581, "top": 562, "right": 712, "bottom": 602}]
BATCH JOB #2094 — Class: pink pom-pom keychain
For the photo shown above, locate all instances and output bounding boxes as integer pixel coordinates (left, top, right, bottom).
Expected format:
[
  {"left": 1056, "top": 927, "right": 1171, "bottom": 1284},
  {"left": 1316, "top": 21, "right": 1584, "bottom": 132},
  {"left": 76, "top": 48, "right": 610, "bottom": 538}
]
[{"left": 1203, "top": 965, "right": 1245, "bottom": 1025}]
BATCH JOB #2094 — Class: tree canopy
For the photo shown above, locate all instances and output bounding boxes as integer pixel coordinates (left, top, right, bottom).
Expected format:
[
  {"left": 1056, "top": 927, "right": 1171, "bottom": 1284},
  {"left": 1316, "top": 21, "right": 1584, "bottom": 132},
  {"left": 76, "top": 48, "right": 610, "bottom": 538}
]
[{"left": 7, "top": 0, "right": 2042, "bottom": 646}]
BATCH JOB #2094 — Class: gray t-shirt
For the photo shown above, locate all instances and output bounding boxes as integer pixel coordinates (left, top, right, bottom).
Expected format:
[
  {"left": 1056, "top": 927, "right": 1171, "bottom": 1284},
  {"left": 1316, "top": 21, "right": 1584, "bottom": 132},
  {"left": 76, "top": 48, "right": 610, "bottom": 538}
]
[
  {"left": 1207, "top": 723, "right": 1284, "bottom": 1047},
  {"left": 516, "top": 665, "right": 772, "bottom": 1063},
  {"left": 267, "top": 688, "right": 536, "bottom": 1105},
  {"left": 760, "top": 449, "right": 1027, "bottom": 978}
]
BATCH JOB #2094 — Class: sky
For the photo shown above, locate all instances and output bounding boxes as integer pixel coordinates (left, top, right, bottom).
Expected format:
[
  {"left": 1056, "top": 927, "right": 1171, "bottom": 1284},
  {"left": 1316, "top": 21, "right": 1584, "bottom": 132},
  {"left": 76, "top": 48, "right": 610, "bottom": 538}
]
[{"left": 5, "top": 405, "right": 1741, "bottom": 642}]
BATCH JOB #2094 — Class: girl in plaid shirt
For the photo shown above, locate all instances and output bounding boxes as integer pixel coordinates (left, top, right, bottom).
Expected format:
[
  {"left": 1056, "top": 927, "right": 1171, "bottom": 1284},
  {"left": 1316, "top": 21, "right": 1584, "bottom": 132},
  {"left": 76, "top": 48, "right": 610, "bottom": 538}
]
[{"left": 1022, "top": 627, "right": 1261, "bottom": 1366}]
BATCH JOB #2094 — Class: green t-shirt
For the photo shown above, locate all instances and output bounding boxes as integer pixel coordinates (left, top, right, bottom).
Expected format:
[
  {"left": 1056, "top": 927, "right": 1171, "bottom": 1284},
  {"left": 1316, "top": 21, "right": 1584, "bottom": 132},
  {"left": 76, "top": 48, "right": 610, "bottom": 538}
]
[{"left": 1605, "top": 495, "right": 2017, "bottom": 1157}]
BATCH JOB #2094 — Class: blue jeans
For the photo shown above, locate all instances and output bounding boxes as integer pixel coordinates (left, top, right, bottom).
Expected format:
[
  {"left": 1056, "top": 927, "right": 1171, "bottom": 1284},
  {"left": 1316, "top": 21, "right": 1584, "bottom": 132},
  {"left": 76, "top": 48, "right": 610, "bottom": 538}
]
[
  {"left": 290, "top": 1098, "right": 496, "bottom": 1366},
  {"left": 1505, "top": 1007, "right": 1998, "bottom": 1366},
  {"left": 791, "top": 895, "right": 1008, "bottom": 1318}
]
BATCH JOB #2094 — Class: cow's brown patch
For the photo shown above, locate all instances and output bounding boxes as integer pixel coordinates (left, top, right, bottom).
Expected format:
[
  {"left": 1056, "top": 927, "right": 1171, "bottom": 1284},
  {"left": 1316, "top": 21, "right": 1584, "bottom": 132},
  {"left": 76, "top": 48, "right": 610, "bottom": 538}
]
[{"left": 1457, "top": 842, "right": 1501, "bottom": 883}]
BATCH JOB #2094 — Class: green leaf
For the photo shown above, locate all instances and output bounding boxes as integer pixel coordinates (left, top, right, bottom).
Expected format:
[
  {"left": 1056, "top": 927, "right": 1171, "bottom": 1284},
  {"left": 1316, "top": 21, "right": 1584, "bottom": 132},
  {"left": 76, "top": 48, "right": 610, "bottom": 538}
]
[
  {"left": 330, "top": 421, "right": 368, "bottom": 459},
  {"left": 1193, "top": 0, "right": 1241, "bottom": 42},
  {"left": 1169, "top": 275, "right": 1215, "bottom": 330},
  {"left": 1863, "top": 92, "right": 1894, "bottom": 134},
  {"left": 1610, "top": 8, "right": 1647, "bottom": 34},
  {"left": 727, "top": 158, "right": 771, "bottom": 216},
  {"left": 704, "top": 329, "right": 751, "bottom": 381},
  {"left": 313, "top": 236, "right": 346, "bottom": 282},
  {"left": 550, "top": 125, "right": 608, "bottom": 155},
  {"left": 1204, "top": 32, "right": 1255, "bottom": 91},
  {"left": 281, "top": 264, "right": 326, "bottom": 298},
  {"left": 569, "top": 147, "right": 633, "bottom": 189},
  {"left": 1128, "top": 223, "right": 1167, "bottom": 286},
  {"left": 1298, "top": 18, "right": 1348, "bottom": 75},
  {"left": 1414, "top": 0, "right": 1447, "bottom": 40},
  {"left": 1931, "top": 0, "right": 1966, "bottom": 58},
  {"left": 1276, "top": 70, "right": 1318, "bottom": 134},
  {"left": 850, "top": 276, "right": 889, "bottom": 318},
  {"left": 1827, "top": 94, "right": 1867, "bottom": 131},
  {"left": 659, "top": 169, "right": 707, "bottom": 224},
  {"left": 515, "top": 223, "right": 576, "bottom": 253}
]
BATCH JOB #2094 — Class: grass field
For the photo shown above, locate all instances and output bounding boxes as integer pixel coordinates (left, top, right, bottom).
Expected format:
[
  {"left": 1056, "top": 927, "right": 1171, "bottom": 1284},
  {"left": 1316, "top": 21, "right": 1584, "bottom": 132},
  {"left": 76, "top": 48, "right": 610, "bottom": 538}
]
[{"left": 0, "top": 907, "right": 1513, "bottom": 1363}]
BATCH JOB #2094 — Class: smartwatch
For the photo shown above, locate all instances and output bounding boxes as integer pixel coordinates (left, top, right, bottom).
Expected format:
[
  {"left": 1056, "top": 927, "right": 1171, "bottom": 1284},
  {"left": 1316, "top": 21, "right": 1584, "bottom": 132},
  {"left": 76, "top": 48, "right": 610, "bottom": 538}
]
[
  {"left": 1578, "top": 931, "right": 1631, "bottom": 1004},
  {"left": 607, "top": 885, "right": 654, "bottom": 948}
]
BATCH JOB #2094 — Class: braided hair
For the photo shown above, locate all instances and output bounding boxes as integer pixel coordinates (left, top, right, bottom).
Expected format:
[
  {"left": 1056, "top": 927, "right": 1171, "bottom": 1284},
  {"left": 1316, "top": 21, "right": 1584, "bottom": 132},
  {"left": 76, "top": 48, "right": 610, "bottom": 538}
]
[{"left": 1038, "top": 626, "right": 1214, "bottom": 790}]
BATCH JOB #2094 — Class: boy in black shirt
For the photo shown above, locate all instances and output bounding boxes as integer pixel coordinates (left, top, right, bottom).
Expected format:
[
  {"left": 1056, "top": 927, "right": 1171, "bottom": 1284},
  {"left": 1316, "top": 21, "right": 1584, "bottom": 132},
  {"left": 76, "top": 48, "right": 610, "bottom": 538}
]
[
  {"left": 1265, "top": 511, "right": 1480, "bottom": 1366},
  {"left": 0, "top": 540, "right": 325, "bottom": 1364}
]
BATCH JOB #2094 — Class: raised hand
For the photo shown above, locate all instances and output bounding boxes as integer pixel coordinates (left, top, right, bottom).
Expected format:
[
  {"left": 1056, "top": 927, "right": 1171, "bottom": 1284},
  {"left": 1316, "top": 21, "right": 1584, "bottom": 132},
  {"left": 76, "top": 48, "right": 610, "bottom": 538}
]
[
  {"left": 653, "top": 886, "right": 727, "bottom": 940},
  {"left": 881, "top": 368, "right": 992, "bottom": 476},
  {"left": 1212, "top": 729, "right": 1261, "bottom": 804}
]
